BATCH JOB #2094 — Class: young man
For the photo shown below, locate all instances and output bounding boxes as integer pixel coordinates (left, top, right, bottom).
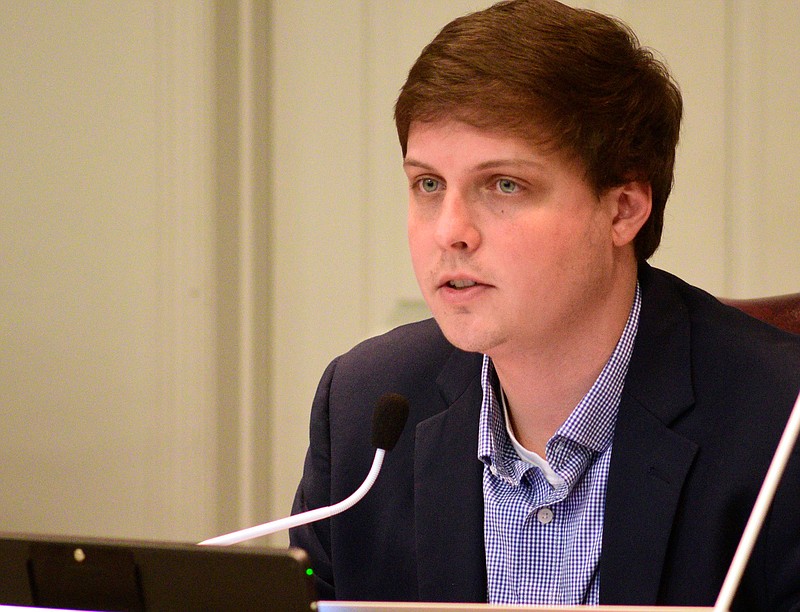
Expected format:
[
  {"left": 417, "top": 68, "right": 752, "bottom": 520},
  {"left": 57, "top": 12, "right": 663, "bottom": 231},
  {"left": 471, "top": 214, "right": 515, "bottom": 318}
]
[{"left": 290, "top": 0, "right": 800, "bottom": 607}]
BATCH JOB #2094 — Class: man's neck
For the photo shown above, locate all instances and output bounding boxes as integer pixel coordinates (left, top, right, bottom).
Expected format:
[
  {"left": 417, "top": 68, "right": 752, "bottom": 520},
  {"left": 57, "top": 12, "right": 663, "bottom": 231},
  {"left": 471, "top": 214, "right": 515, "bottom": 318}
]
[{"left": 491, "top": 274, "right": 638, "bottom": 456}]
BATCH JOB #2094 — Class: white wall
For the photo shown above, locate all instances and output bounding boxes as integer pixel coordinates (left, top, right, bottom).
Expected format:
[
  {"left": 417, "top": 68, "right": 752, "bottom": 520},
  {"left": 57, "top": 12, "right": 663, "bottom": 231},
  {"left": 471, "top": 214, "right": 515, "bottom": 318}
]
[
  {"left": 1, "top": 1, "right": 798, "bottom": 547},
  {"left": 1, "top": 2, "right": 218, "bottom": 541}
]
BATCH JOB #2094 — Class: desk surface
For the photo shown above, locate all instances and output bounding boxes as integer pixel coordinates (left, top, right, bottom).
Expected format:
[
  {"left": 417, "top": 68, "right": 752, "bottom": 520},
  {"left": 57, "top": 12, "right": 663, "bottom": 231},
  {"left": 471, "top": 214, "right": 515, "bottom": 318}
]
[
  {"left": 317, "top": 603, "right": 714, "bottom": 612},
  {"left": 0, "top": 602, "right": 715, "bottom": 611}
]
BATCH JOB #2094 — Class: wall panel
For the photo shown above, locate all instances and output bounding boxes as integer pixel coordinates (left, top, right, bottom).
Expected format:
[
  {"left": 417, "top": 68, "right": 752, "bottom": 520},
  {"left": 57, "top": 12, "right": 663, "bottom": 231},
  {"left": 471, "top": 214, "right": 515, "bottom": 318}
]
[{"left": 0, "top": 1, "right": 218, "bottom": 542}]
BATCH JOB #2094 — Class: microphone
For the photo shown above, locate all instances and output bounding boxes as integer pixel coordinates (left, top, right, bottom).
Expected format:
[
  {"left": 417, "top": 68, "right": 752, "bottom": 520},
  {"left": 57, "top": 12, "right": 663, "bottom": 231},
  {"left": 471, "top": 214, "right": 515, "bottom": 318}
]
[{"left": 199, "top": 393, "right": 410, "bottom": 547}]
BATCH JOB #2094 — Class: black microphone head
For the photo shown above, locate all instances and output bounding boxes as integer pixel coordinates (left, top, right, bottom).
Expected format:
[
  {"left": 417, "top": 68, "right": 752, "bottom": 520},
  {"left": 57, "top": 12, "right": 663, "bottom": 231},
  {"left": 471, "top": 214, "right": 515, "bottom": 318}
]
[{"left": 371, "top": 393, "right": 410, "bottom": 451}]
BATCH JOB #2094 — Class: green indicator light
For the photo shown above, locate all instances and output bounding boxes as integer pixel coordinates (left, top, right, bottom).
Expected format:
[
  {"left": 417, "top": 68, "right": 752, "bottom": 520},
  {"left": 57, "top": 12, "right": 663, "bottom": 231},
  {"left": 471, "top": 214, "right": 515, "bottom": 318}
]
[{"left": 306, "top": 568, "right": 314, "bottom": 576}]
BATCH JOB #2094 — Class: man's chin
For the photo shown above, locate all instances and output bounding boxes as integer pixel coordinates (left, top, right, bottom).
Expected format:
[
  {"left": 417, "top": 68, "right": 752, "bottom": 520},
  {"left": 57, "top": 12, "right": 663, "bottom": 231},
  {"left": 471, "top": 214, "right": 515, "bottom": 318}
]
[{"left": 433, "top": 317, "right": 501, "bottom": 355}]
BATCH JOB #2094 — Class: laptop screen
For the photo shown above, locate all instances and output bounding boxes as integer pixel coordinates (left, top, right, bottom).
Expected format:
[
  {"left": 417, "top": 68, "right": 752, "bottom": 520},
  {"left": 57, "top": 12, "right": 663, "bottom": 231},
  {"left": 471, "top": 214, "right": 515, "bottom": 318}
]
[{"left": 0, "top": 533, "right": 316, "bottom": 611}]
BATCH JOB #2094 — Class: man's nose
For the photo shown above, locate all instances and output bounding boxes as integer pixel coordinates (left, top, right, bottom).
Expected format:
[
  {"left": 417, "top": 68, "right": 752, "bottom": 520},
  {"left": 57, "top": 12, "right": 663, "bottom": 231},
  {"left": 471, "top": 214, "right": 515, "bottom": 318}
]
[{"left": 434, "top": 191, "right": 481, "bottom": 252}]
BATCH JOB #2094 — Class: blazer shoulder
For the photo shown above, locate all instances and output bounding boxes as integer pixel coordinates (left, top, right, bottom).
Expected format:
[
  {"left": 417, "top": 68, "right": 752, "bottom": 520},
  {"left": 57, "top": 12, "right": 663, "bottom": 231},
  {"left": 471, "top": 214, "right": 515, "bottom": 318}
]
[
  {"left": 325, "top": 318, "right": 482, "bottom": 421},
  {"left": 335, "top": 318, "right": 460, "bottom": 379},
  {"left": 631, "top": 265, "right": 800, "bottom": 425},
  {"left": 642, "top": 265, "right": 800, "bottom": 371}
]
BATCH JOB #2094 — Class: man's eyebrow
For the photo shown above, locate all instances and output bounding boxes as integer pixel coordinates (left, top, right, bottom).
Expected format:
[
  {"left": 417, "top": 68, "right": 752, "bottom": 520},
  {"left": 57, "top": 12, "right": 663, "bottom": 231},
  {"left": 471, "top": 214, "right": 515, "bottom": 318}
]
[
  {"left": 472, "top": 158, "right": 544, "bottom": 171},
  {"left": 403, "top": 157, "right": 543, "bottom": 170},
  {"left": 402, "top": 158, "right": 434, "bottom": 171}
]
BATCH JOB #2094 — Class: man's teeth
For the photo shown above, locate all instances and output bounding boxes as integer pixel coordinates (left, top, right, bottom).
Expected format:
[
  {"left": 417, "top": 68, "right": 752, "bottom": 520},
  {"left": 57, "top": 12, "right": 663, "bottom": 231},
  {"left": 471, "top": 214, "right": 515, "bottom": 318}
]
[{"left": 449, "top": 280, "right": 477, "bottom": 289}]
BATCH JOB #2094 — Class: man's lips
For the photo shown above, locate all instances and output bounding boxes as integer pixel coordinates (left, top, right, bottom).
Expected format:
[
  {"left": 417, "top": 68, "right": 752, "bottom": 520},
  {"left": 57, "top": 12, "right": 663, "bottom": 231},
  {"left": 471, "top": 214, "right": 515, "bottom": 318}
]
[
  {"left": 437, "top": 275, "right": 489, "bottom": 291},
  {"left": 446, "top": 279, "right": 478, "bottom": 289}
]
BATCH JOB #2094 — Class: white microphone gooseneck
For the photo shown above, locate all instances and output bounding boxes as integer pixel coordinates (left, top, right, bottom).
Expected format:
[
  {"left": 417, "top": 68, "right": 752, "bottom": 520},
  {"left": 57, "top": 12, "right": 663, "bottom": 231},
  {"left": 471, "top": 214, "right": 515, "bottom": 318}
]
[
  {"left": 198, "top": 392, "right": 410, "bottom": 547},
  {"left": 714, "top": 387, "right": 800, "bottom": 611},
  {"left": 199, "top": 450, "right": 387, "bottom": 546}
]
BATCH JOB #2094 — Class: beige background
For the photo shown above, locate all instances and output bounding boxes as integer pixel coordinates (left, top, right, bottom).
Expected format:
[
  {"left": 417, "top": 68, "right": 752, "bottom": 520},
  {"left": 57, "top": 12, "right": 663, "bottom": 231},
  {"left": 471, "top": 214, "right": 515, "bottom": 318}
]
[{"left": 1, "top": 1, "right": 798, "bottom": 546}]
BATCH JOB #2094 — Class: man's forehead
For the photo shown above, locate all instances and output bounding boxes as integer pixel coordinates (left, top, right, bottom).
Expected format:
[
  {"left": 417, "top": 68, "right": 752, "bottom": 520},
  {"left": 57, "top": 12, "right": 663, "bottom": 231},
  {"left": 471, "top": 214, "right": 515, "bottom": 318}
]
[
  {"left": 403, "top": 119, "right": 572, "bottom": 171},
  {"left": 407, "top": 119, "right": 528, "bottom": 147}
]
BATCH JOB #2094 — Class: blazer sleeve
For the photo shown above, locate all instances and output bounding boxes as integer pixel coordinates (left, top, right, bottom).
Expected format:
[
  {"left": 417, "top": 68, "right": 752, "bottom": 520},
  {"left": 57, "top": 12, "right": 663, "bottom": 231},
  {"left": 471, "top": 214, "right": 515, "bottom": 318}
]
[{"left": 290, "top": 357, "right": 338, "bottom": 600}]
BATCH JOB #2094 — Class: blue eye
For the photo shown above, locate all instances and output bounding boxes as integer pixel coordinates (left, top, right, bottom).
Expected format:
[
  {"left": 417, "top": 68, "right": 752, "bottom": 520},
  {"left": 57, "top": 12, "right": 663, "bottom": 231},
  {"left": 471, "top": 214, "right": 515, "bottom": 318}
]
[
  {"left": 419, "top": 178, "right": 439, "bottom": 193},
  {"left": 497, "top": 178, "right": 517, "bottom": 194}
]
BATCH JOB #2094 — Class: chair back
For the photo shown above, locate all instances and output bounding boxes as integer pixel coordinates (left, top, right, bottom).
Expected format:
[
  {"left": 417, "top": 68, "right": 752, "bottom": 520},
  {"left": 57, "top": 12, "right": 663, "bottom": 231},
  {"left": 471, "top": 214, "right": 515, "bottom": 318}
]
[{"left": 721, "top": 293, "right": 800, "bottom": 335}]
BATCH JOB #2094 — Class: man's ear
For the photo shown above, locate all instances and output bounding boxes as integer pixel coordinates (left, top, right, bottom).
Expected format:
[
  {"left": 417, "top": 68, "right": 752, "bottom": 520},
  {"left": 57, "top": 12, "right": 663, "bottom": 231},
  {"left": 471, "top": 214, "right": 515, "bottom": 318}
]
[{"left": 609, "top": 180, "right": 652, "bottom": 248}]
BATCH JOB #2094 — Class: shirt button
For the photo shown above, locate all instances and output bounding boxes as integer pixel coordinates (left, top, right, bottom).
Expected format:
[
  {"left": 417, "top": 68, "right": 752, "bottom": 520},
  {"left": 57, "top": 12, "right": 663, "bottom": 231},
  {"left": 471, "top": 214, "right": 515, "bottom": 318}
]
[{"left": 537, "top": 507, "right": 554, "bottom": 525}]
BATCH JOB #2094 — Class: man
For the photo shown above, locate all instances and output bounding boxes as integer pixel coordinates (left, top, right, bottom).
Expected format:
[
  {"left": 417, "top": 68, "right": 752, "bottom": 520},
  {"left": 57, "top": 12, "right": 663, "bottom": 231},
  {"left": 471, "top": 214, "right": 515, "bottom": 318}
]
[{"left": 290, "top": 0, "right": 800, "bottom": 607}]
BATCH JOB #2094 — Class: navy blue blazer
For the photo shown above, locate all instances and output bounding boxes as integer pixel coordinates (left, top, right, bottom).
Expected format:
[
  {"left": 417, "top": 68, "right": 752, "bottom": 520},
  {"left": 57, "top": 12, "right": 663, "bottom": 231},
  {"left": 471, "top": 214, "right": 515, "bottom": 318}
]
[{"left": 290, "top": 265, "right": 800, "bottom": 609}]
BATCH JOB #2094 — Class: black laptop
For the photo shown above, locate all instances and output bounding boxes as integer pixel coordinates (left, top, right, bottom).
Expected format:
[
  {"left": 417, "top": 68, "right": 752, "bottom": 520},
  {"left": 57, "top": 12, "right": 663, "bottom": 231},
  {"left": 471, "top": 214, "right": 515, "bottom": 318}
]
[{"left": 0, "top": 533, "right": 316, "bottom": 611}]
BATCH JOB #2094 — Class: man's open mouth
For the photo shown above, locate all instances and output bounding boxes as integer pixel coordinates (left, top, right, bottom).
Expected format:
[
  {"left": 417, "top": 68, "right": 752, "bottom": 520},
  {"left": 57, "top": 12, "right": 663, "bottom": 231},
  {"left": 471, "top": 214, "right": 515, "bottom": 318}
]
[{"left": 448, "top": 280, "right": 478, "bottom": 289}]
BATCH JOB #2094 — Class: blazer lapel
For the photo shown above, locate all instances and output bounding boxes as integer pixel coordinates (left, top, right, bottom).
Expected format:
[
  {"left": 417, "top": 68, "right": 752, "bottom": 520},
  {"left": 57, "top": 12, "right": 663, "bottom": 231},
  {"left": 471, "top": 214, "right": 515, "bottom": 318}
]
[
  {"left": 600, "top": 395, "right": 698, "bottom": 604},
  {"left": 600, "top": 265, "right": 700, "bottom": 604},
  {"left": 415, "top": 349, "right": 487, "bottom": 602}
]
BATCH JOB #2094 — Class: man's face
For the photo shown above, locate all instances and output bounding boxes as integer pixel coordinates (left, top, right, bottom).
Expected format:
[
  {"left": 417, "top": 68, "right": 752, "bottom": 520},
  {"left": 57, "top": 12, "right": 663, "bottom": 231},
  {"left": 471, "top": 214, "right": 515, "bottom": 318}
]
[{"left": 404, "top": 120, "right": 632, "bottom": 361}]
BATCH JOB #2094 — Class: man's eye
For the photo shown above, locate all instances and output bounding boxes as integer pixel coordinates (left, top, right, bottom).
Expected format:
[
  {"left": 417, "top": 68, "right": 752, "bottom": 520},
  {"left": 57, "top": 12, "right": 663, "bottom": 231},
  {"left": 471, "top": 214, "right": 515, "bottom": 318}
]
[
  {"left": 497, "top": 178, "right": 518, "bottom": 194},
  {"left": 419, "top": 178, "right": 439, "bottom": 193}
]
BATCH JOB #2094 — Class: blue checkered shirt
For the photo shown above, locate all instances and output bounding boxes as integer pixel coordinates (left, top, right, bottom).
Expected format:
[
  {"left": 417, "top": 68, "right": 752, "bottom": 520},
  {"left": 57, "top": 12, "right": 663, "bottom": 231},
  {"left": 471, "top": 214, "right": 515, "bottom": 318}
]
[{"left": 478, "top": 285, "right": 641, "bottom": 605}]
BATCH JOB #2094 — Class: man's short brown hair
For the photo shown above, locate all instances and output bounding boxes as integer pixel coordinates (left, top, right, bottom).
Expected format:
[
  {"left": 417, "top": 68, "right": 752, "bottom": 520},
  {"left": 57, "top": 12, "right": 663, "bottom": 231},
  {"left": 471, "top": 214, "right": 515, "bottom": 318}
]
[{"left": 394, "top": 0, "right": 683, "bottom": 261}]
